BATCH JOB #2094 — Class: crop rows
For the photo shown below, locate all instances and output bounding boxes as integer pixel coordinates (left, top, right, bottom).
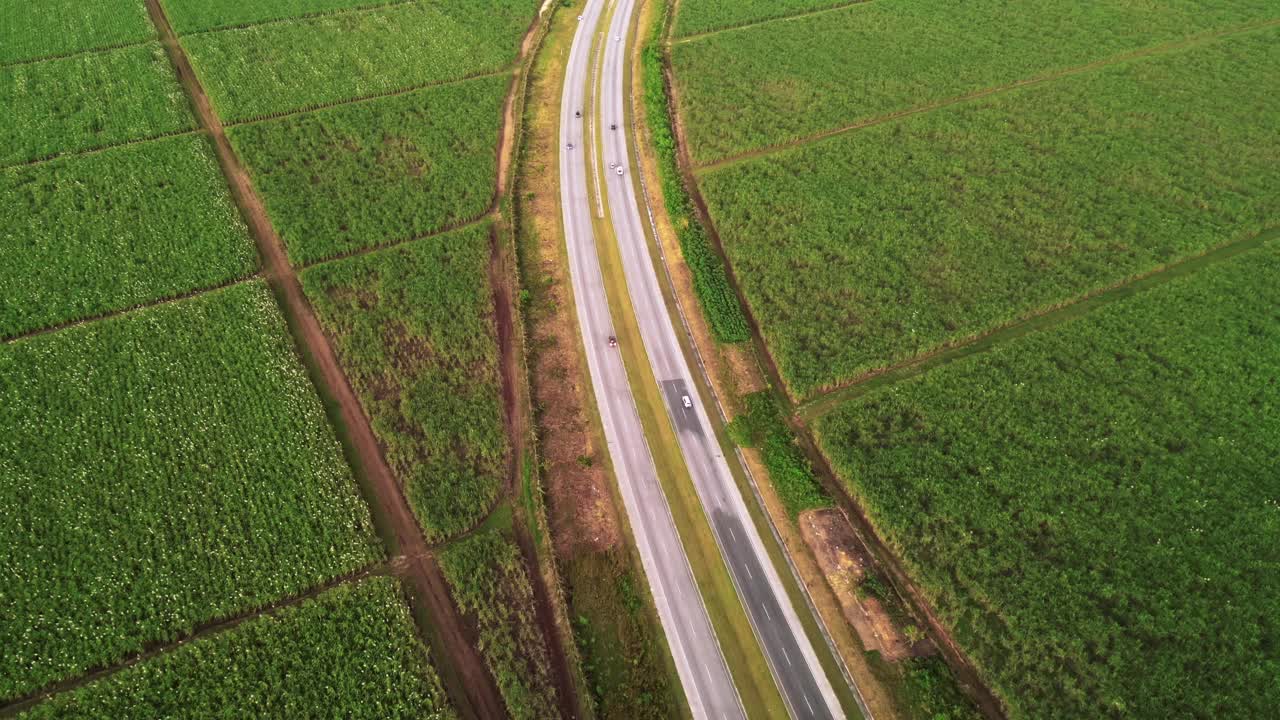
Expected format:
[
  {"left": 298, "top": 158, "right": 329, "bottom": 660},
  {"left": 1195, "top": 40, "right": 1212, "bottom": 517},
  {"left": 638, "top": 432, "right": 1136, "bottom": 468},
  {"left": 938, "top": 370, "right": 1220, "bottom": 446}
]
[
  {"left": 302, "top": 223, "right": 506, "bottom": 541},
  {"left": 161, "top": 0, "right": 410, "bottom": 35},
  {"left": 1, "top": 135, "right": 258, "bottom": 339},
  {"left": 814, "top": 240, "right": 1280, "bottom": 719},
  {"left": 229, "top": 75, "right": 507, "bottom": 265},
  {"left": 2, "top": 43, "right": 193, "bottom": 166},
  {"left": 672, "top": 0, "right": 1280, "bottom": 164},
  {"left": 439, "top": 527, "right": 560, "bottom": 720},
  {"left": 674, "top": 0, "right": 856, "bottom": 38},
  {"left": 18, "top": 577, "right": 454, "bottom": 719},
  {"left": 0, "top": 0, "right": 154, "bottom": 65},
  {"left": 697, "top": 28, "right": 1280, "bottom": 398},
  {"left": 0, "top": 282, "right": 382, "bottom": 701},
  {"left": 181, "top": 0, "right": 536, "bottom": 122}
]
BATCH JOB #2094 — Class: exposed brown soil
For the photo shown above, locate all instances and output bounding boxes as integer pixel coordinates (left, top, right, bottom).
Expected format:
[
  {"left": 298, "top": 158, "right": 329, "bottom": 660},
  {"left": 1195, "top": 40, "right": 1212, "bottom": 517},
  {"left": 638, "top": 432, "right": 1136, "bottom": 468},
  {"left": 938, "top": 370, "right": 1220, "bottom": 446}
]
[
  {"left": 800, "top": 509, "right": 914, "bottom": 662},
  {"left": 514, "top": 516, "right": 581, "bottom": 720},
  {"left": 144, "top": 1, "right": 507, "bottom": 717}
]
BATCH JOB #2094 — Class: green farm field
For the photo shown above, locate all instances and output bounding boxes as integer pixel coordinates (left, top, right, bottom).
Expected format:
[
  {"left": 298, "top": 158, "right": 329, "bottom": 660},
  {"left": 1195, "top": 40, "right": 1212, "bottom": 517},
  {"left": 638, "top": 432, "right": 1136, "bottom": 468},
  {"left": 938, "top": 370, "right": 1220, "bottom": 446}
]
[
  {"left": 439, "top": 525, "right": 560, "bottom": 720},
  {"left": 671, "top": 0, "right": 1280, "bottom": 164},
  {"left": 161, "top": 0, "right": 411, "bottom": 34},
  {"left": 0, "top": 135, "right": 258, "bottom": 339},
  {"left": 229, "top": 75, "right": 507, "bottom": 265},
  {"left": 180, "top": 0, "right": 536, "bottom": 121},
  {"left": 1, "top": 43, "right": 192, "bottom": 165},
  {"left": 0, "top": 282, "right": 381, "bottom": 701},
  {"left": 17, "top": 578, "right": 454, "bottom": 719},
  {"left": 301, "top": 223, "right": 507, "bottom": 542},
  {"left": 696, "top": 27, "right": 1280, "bottom": 398},
  {"left": 674, "top": 0, "right": 857, "bottom": 38},
  {"left": 814, "top": 239, "right": 1280, "bottom": 719},
  {"left": 0, "top": 0, "right": 154, "bottom": 64}
]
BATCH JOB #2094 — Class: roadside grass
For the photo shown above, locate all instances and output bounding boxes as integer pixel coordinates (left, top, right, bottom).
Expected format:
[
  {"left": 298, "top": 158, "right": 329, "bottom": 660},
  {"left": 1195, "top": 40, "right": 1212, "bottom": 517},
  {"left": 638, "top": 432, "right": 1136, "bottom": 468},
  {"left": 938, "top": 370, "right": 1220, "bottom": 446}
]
[
  {"left": 228, "top": 76, "right": 506, "bottom": 266},
  {"left": 160, "top": 0, "right": 409, "bottom": 34},
  {"left": 671, "top": 0, "right": 1280, "bottom": 164},
  {"left": 1, "top": 43, "right": 192, "bottom": 166},
  {"left": 815, "top": 239, "right": 1280, "bottom": 719},
  {"left": 696, "top": 27, "right": 1280, "bottom": 399},
  {"left": 0, "top": 134, "right": 257, "bottom": 340},
  {"left": 300, "top": 223, "right": 506, "bottom": 543},
  {"left": 438, "top": 521, "right": 561, "bottom": 720},
  {"left": 16, "top": 577, "right": 455, "bottom": 719},
  {"left": 726, "top": 392, "right": 831, "bottom": 519},
  {"left": 0, "top": 0, "right": 154, "bottom": 64},
  {"left": 673, "top": 0, "right": 856, "bottom": 38},
  {"left": 179, "top": 0, "right": 536, "bottom": 121},
  {"left": 0, "top": 282, "right": 382, "bottom": 702}
]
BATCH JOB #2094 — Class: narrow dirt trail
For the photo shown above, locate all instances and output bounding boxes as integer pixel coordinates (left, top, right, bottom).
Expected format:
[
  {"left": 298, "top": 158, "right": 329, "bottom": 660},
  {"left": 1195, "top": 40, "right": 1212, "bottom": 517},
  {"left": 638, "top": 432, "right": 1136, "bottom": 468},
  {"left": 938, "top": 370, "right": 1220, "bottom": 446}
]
[{"left": 143, "top": 2, "right": 508, "bottom": 718}]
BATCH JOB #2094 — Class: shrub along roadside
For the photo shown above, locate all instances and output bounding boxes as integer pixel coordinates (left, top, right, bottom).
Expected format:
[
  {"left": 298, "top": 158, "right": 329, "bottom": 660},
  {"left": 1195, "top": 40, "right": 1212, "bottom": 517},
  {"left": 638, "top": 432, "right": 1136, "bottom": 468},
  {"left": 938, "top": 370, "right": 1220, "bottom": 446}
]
[
  {"left": 640, "top": 1, "right": 749, "bottom": 343},
  {"left": 726, "top": 391, "right": 831, "bottom": 518}
]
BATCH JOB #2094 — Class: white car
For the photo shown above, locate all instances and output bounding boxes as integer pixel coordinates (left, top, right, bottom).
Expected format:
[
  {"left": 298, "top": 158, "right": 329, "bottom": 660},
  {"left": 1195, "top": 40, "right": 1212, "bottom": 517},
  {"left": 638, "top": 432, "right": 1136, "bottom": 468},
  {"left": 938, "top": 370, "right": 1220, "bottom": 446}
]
[
  {"left": 681, "top": 395, "right": 692, "bottom": 408},
  {"left": 616, "top": 166, "right": 624, "bottom": 176}
]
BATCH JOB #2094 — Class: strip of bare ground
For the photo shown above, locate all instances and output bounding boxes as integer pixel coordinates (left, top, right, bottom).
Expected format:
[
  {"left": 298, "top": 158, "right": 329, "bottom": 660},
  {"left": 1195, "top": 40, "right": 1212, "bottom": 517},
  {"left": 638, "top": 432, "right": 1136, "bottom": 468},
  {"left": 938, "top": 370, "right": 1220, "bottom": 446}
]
[
  {"left": 663, "top": 1, "right": 1007, "bottom": 715},
  {"left": 0, "top": 565, "right": 386, "bottom": 718},
  {"left": 142, "top": 1, "right": 508, "bottom": 717}
]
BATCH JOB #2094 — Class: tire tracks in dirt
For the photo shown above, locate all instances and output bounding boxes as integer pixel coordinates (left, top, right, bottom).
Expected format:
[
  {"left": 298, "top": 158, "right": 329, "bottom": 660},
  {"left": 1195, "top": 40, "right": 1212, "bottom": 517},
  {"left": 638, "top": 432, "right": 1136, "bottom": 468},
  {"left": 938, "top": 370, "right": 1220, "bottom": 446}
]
[{"left": 143, "top": 1, "right": 508, "bottom": 717}]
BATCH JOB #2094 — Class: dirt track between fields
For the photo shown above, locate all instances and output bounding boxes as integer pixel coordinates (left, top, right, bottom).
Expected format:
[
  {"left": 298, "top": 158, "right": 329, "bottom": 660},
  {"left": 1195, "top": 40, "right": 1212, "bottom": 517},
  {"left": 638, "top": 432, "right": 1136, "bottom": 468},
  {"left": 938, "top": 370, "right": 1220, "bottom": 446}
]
[{"left": 145, "top": 1, "right": 508, "bottom": 717}]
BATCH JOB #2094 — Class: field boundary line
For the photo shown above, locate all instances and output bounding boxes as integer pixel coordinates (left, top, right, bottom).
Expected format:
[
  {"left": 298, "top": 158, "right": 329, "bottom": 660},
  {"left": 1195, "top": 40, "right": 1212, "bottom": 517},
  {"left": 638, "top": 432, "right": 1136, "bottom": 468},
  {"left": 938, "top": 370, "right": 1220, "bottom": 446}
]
[
  {"left": 796, "top": 226, "right": 1280, "bottom": 421},
  {"left": 693, "top": 17, "right": 1280, "bottom": 174},
  {"left": 220, "top": 66, "right": 514, "bottom": 128},
  {"left": 1, "top": 128, "right": 202, "bottom": 172},
  {"left": 0, "top": 564, "right": 387, "bottom": 718},
  {"left": 0, "top": 38, "right": 153, "bottom": 69},
  {"left": 143, "top": 0, "right": 510, "bottom": 716},
  {"left": 174, "top": 0, "right": 418, "bottom": 37},
  {"left": 671, "top": 1, "right": 870, "bottom": 45},
  {"left": 298, "top": 215, "right": 494, "bottom": 270},
  {"left": 1, "top": 273, "right": 262, "bottom": 345}
]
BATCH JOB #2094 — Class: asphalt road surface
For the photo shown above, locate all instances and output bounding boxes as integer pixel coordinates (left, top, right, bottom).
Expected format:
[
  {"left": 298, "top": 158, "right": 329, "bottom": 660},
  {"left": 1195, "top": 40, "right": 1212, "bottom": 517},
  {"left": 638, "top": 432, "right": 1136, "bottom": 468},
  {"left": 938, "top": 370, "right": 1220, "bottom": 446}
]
[
  {"left": 559, "top": 1, "right": 745, "bottom": 718},
  {"left": 560, "top": 0, "right": 853, "bottom": 717}
]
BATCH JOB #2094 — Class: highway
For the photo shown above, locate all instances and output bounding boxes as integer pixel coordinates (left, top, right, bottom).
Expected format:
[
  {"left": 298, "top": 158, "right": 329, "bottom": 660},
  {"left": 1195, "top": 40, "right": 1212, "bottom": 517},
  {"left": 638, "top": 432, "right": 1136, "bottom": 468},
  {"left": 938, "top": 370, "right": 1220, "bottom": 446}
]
[
  {"left": 560, "top": 0, "right": 848, "bottom": 718},
  {"left": 558, "top": 1, "right": 744, "bottom": 718}
]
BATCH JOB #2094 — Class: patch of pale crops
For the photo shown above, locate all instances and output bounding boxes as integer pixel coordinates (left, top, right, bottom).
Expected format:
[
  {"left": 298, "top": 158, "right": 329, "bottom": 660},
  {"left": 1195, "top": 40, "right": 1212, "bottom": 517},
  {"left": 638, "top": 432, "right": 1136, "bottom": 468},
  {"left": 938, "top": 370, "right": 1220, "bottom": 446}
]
[
  {"left": 0, "top": 0, "right": 154, "bottom": 64},
  {"left": 0, "top": 134, "right": 257, "bottom": 339},
  {"left": 816, "top": 240, "right": 1280, "bottom": 720},
  {"left": 698, "top": 29, "right": 1280, "bottom": 398},
  {"left": 2, "top": 43, "right": 193, "bottom": 165},
  {"left": 181, "top": 0, "right": 537, "bottom": 122},
  {"left": 672, "top": 0, "right": 1280, "bottom": 163},
  {"left": 0, "top": 282, "right": 382, "bottom": 701},
  {"left": 228, "top": 75, "right": 506, "bottom": 265},
  {"left": 18, "top": 578, "right": 454, "bottom": 719}
]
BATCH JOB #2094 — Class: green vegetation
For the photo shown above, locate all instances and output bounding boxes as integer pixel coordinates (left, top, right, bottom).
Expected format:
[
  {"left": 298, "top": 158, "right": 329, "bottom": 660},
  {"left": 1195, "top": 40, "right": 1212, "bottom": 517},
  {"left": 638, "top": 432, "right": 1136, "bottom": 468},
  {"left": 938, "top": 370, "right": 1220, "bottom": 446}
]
[
  {"left": 181, "top": 0, "right": 535, "bottom": 121},
  {"left": 230, "top": 76, "right": 506, "bottom": 265},
  {"left": 674, "top": 0, "right": 854, "bottom": 38},
  {"left": 565, "top": 551, "right": 678, "bottom": 720},
  {"left": 727, "top": 392, "right": 830, "bottom": 518},
  {"left": 18, "top": 578, "right": 454, "bottom": 719},
  {"left": 301, "top": 224, "right": 506, "bottom": 542},
  {"left": 671, "top": 0, "right": 1280, "bottom": 163},
  {"left": 0, "top": 282, "right": 382, "bottom": 701},
  {"left": 439, "top": 527, "right": 560, "bottom": 720},
  {"left": 641, "top": 0, "right": 749, "bottom": 342},
  {"left": 0, "top": 135, "right": 258, "bottom": 339},
  {"left": 2, "top": 43, "right": 192, "bottom": 165},
  {"left": 697, "top": 29, "right": 1280, "bottom": 398},
  {"left": 162, "top": 0, "right": 410, "bottom": 34},
  {"left": 815, "top": 241, "right": 1280, "bottom": 719},
  {"left": 0, "top": 0, "right": 154, "bottom": 64}
]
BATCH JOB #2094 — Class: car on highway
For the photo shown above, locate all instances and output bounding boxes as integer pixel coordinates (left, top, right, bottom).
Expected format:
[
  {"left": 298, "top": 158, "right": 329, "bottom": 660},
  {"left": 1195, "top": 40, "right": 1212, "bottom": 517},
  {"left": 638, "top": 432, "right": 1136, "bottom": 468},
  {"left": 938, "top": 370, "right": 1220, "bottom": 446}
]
[
  {"left": 682, "top": 395, "right": 692, "bottom": 408},
  {"left": 616, "top": 166, "right": 624, "bottom": 176},
  {"left": 608, "top": 336, "right": 618, "bottom": 347}
]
